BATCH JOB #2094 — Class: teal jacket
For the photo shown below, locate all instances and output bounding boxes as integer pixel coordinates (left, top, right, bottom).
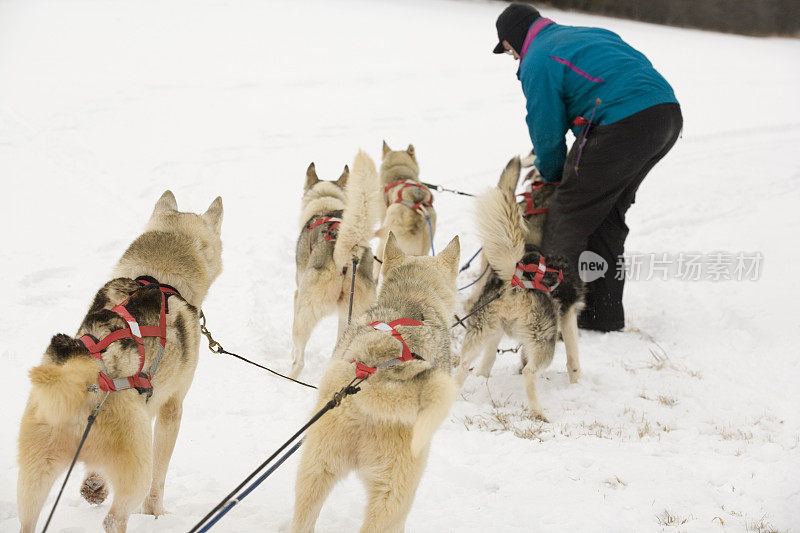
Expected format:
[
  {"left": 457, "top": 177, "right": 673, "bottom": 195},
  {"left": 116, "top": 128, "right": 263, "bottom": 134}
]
[{"left": 517, "top": 18, "right": 678, "bottom": 181}]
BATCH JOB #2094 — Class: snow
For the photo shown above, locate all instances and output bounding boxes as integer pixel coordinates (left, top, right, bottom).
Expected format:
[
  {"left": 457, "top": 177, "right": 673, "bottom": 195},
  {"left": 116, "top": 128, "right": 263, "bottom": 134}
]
[{"left": 1, "top": 0, "right": 799, "bottom": 531}]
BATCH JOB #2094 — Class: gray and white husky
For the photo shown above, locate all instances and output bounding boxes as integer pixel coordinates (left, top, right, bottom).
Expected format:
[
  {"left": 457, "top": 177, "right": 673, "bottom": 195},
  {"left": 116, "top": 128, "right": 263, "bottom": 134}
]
[
  {"left": 456, "top": 157, "right": 584, "bottom": 420},
  {"left": 290, "top": 151, "right": 382, "bottom": 379}
]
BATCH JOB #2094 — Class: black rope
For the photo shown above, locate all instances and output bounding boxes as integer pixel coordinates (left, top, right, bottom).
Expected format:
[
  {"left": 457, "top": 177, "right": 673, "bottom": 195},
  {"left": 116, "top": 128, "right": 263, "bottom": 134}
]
[
  {"left": 452, "top": 291, "right": 503, "bottom": 329},
  {"left": 188, "top": 378, "right": 365, "bottom": 533},
  {"left": 348, "top": 257, "right": 358, "bottom": 323},
  {"left": 41, "top": 391, "right": 109, "bottom": 533},
  {"left": 199, "top": 311, "right": 317, "bottom": 390},
  {"left": 459, "top": 247, "right": 482, "bottom": 273},
  {"left": 197, "top": 439, "right": 304, "bottom": 532},
  {"left": 420, "top": 181, "right": 475, "bottom": 197}
]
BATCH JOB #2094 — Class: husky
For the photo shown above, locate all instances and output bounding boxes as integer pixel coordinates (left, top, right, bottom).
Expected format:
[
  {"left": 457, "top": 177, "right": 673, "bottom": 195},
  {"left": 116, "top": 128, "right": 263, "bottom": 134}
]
[
  {"left": 456, "top": 157, "right": 583, "bottom": 420},
  {"left": 290, "top": 232, "right": 460, "bottom": 533},
  {"left": 290, "top": 152, "right": 382, "bottom": 379},
  {"left": 374, "top": 141, "right": 437, "bottom": 278},
  {"left": 16, "top": 191, "right": 223, "bottom": 533}
]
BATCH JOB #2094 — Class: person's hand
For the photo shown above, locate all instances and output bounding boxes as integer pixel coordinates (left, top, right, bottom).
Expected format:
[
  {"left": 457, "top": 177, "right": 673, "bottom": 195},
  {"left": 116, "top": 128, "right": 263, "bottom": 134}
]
[{"left": 520, "top": 149, "right": 536, "bottom": 168}]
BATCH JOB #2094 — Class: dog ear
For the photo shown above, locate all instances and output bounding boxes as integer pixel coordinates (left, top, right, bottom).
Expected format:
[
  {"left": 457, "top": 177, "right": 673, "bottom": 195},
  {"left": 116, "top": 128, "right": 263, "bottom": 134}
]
[
  {"left": 382, "top": 140, "right": 391, "bottom": 158},
  {"left": 437, "top": 235, "right": 460, "bottom": 273},
  {"left": 151, "top": 190, "right": 178, "bottom": 219},
  {"left": 498, "top": 156, "right": 521, "bottom": 195},
  {"left": 382, "top": 232, "right": 405, "bottom": 270},
  {"left": 336, "top": 165, "right": 349, "bottom": 187},
  {"left": 305, "top": 162, "right": 320, "bottom": 190},
  {"left": 406, "top": 144, "right": 415, "bottom": 159},
  {"left": 202, "top": 196, "right": 224, "bottom": 236}
]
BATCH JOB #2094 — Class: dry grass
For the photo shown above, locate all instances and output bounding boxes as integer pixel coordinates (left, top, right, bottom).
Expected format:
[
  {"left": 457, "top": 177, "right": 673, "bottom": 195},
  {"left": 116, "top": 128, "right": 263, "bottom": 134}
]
[
  {"left": 624, "top": 344, "right": 701, "bottom": 379},
  {"left": 459, "top": 384, "right": 548, "bottom": 441},
  {"left": 746, "top": 514, "right": 785, "bottom": 533},
  {"left": 639, "top": 392, "right": 679, "bottom": 407},
  {"left": 656, "top": 509, "right": 692, "bottom": 526},
  {"left": 717, "top": 425, "right": 755, "bottom": 443}
]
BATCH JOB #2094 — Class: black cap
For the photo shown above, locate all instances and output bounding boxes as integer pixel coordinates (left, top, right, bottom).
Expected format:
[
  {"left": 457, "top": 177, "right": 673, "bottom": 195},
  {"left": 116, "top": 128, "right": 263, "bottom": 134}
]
[{"left": 493, "top": 3, "right": 541, "bottom": 54}]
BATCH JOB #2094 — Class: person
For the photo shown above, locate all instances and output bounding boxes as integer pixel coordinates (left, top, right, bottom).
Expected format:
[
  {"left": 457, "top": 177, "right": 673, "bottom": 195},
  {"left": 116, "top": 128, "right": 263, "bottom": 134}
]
[{"left": 493, "top": 3, "right": 683, "bottom": 332}]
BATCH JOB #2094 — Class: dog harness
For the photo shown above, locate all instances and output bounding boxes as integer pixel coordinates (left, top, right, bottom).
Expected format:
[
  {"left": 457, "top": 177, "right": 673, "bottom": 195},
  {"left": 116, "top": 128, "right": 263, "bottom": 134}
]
[
  {"left": 353, "top": 318, "right": 425, "bottom": 379},
  {"left": 517, "top": 181, "right": 560, "bottom": 216},
  {"left": 78, "top": 276, "right": 180, "bottom": 397},
  {"left": 510, "top": 256, "right": 564, "bottom": 293},
  {"left": 383, "top": 179, "right": 434, "bottom": 213},
  {"left": 307, "top": 216, "right": 342, "bottom": 253}
]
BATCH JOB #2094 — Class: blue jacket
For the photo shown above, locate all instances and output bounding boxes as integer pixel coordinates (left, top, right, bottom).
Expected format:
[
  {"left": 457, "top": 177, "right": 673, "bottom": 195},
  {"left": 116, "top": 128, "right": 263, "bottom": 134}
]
[{"left": 517, "top": 18, "right": 678, "bottom": 181}]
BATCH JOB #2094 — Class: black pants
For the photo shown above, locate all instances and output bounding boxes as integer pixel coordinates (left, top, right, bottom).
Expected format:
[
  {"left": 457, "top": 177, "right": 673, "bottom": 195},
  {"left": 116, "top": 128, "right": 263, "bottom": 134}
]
[{"left": 541, "top": 102, "right": 683, "bottom": 331}]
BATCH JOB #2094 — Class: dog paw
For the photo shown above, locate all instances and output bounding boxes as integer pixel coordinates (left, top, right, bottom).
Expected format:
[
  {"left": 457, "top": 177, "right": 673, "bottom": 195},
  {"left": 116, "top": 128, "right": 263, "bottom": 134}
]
[
  {"left": 141, "top": 496, "right": 166, "bottom": 517},
  {"left": 475, "top": 368, "right": 492, "bottom": 378},
  {"left": 80, "top": 473, "right": 108, "bottom": 505},
  {"left": 528, "top": 408, "right": 549, "bottom": 423},
  {"left": 568, "top": 368, "right": 582, "bottom": 384}
]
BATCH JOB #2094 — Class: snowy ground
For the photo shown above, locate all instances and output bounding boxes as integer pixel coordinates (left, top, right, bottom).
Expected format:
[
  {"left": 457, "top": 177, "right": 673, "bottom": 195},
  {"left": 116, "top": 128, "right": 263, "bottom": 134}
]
[{"left": 1, "top": 0, "right": 799, "bottom": 531}]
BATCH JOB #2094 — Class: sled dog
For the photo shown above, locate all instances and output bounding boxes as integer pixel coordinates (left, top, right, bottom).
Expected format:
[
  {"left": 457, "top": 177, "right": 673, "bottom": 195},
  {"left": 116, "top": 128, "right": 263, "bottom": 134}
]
[
  {"left": 374, "top": 141, "right": 437, "bottom": 278},
  {"left": 290, "top": 152, "right": 382, "bottom": 378},
  {"left": 457, "top": 157, "right": 583, "bottom": 420},
  {"left": 290, "top": 232, "right": 460, "bottom": 533},
  {"left": 17, "top": 191, "right": 223, "bottom": 533}
]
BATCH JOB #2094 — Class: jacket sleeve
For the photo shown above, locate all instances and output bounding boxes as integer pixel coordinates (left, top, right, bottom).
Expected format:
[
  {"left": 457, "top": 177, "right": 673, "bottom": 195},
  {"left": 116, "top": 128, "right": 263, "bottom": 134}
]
[{"left": 521, "top": 59, "right": 568, "bottom": 182}]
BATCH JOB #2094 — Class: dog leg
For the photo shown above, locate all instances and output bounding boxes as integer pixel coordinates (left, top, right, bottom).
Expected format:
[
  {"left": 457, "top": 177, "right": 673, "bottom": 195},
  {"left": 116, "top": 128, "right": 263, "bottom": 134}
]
[
  {"left": 290, "top": 437, "right": 348, "bottom": 533},
  {"left": 561, "top": 305, "right": 581, "bottom": 383},
  {"left": 360, "top": 447, "right": 427, "bottom": 533},
  {"left": 456, "top": 325, "right": 494, "bottom": 386},
  {"left": 290, "top": 288, "right": 332, "bottom": 379},
  {"left": 520, "top": 338, "right": 556, "bottom": 422},
  {"left": 80, "top": 472, "right": 109, "bottom": 505},
  {"left": 102, "top": 425, "right": 153, "bottom": 532},
  {"left": 17, "top": 425, "right": 67, "bottom": 533},
  {"left": 142, "top": 395, "right": 183, "bottom": 517},
  {"left": 475, "top": 330, "right": 504, "bottom": 378}
]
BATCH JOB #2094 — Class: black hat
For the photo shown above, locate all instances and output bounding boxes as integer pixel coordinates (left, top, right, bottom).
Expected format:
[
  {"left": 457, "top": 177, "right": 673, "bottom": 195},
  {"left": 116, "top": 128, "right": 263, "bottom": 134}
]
[{"left": 493, "top": 3, "right": 541, "bottom": 54}]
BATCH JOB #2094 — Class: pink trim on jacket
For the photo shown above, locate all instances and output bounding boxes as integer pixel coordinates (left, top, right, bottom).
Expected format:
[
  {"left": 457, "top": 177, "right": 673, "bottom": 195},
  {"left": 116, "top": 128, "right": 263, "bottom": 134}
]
[
  {"left": 549, "top": 55, "right": 605, "bottom": 83},
  {"left": 519, "top": 18, "right": 555, "bottom": 61}
]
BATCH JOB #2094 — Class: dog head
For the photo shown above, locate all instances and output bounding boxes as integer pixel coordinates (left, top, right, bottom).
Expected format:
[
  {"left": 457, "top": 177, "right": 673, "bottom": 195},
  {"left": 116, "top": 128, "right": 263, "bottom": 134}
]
[
  {"left": 304, "top": 162, "right": 349, "bottom": 190},
  {"left": 380, "top": 231, "right": 460, "bottom": 316},
  {"left": 146, "top": 190, "right": 224, "bottom": 281},
  {"left": 301, "top": 162, "right": 349, "bottom": 202},
  {"left": 381, "top": 140, "right": 420, "bottom": 180}
]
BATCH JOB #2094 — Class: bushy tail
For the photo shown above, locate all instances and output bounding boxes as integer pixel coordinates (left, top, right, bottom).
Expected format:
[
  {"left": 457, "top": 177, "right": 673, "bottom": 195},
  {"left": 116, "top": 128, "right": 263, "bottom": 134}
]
[
  {"left": 29, "top": 356, "right": 98, "bottom": 427},
  {"left": 334, "top": 150, "right": 382, "bottom": 271},
  {"left": 476, "top": 158, "right": 527, "bottom": 281}
]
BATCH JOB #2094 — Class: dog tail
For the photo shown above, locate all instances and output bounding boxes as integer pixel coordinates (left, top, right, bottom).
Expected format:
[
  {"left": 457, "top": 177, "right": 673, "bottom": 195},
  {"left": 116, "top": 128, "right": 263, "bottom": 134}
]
[
  {"left": 29, "top": 345, "right": 98, "bottom": 426},
  {"left": 476, "top": 158, "right": 527, "bottom": 282},
  {"left": 334, "top": 150, "right": 382, "bottom": 271}
]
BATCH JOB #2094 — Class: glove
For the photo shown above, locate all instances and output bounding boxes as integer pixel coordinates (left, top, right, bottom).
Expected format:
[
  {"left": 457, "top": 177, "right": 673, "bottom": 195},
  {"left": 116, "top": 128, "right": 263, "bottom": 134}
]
[{"left": 525, "top": 166, "right": 543, "bottom": 182}]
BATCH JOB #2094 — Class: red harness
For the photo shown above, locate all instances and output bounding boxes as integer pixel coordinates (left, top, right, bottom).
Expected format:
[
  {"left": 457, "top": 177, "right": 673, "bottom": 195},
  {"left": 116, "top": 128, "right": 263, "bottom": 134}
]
[
  {"left": 78, "top": 277, "right": 179, "bottom": 397},
  {"left": 307, "top": 216, "right": 341, "bottom": 253},
  {"left": 510, "top": 256, "right": 564, "bottom": 293},
  {"left": 353, "top": 318, "right": 425, "bottom": 379},
  {"left": 517, "top": 181, "right": 560, "bottom": 216},
  {"left": 383, "top": 179, "right": 434, "bottom": 212}
]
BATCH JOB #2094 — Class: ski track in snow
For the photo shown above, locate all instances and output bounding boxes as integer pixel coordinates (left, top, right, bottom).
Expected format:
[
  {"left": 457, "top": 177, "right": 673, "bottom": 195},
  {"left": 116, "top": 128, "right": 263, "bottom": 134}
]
[{"left": 1, "top": 0, "right": 799, "bottom": 531}]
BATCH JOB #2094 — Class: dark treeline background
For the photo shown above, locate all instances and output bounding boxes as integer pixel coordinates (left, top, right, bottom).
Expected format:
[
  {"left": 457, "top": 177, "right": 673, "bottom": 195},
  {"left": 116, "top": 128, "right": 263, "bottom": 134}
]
[{"left": 504, "top": 0, "right": 800, "bottom": 36}]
